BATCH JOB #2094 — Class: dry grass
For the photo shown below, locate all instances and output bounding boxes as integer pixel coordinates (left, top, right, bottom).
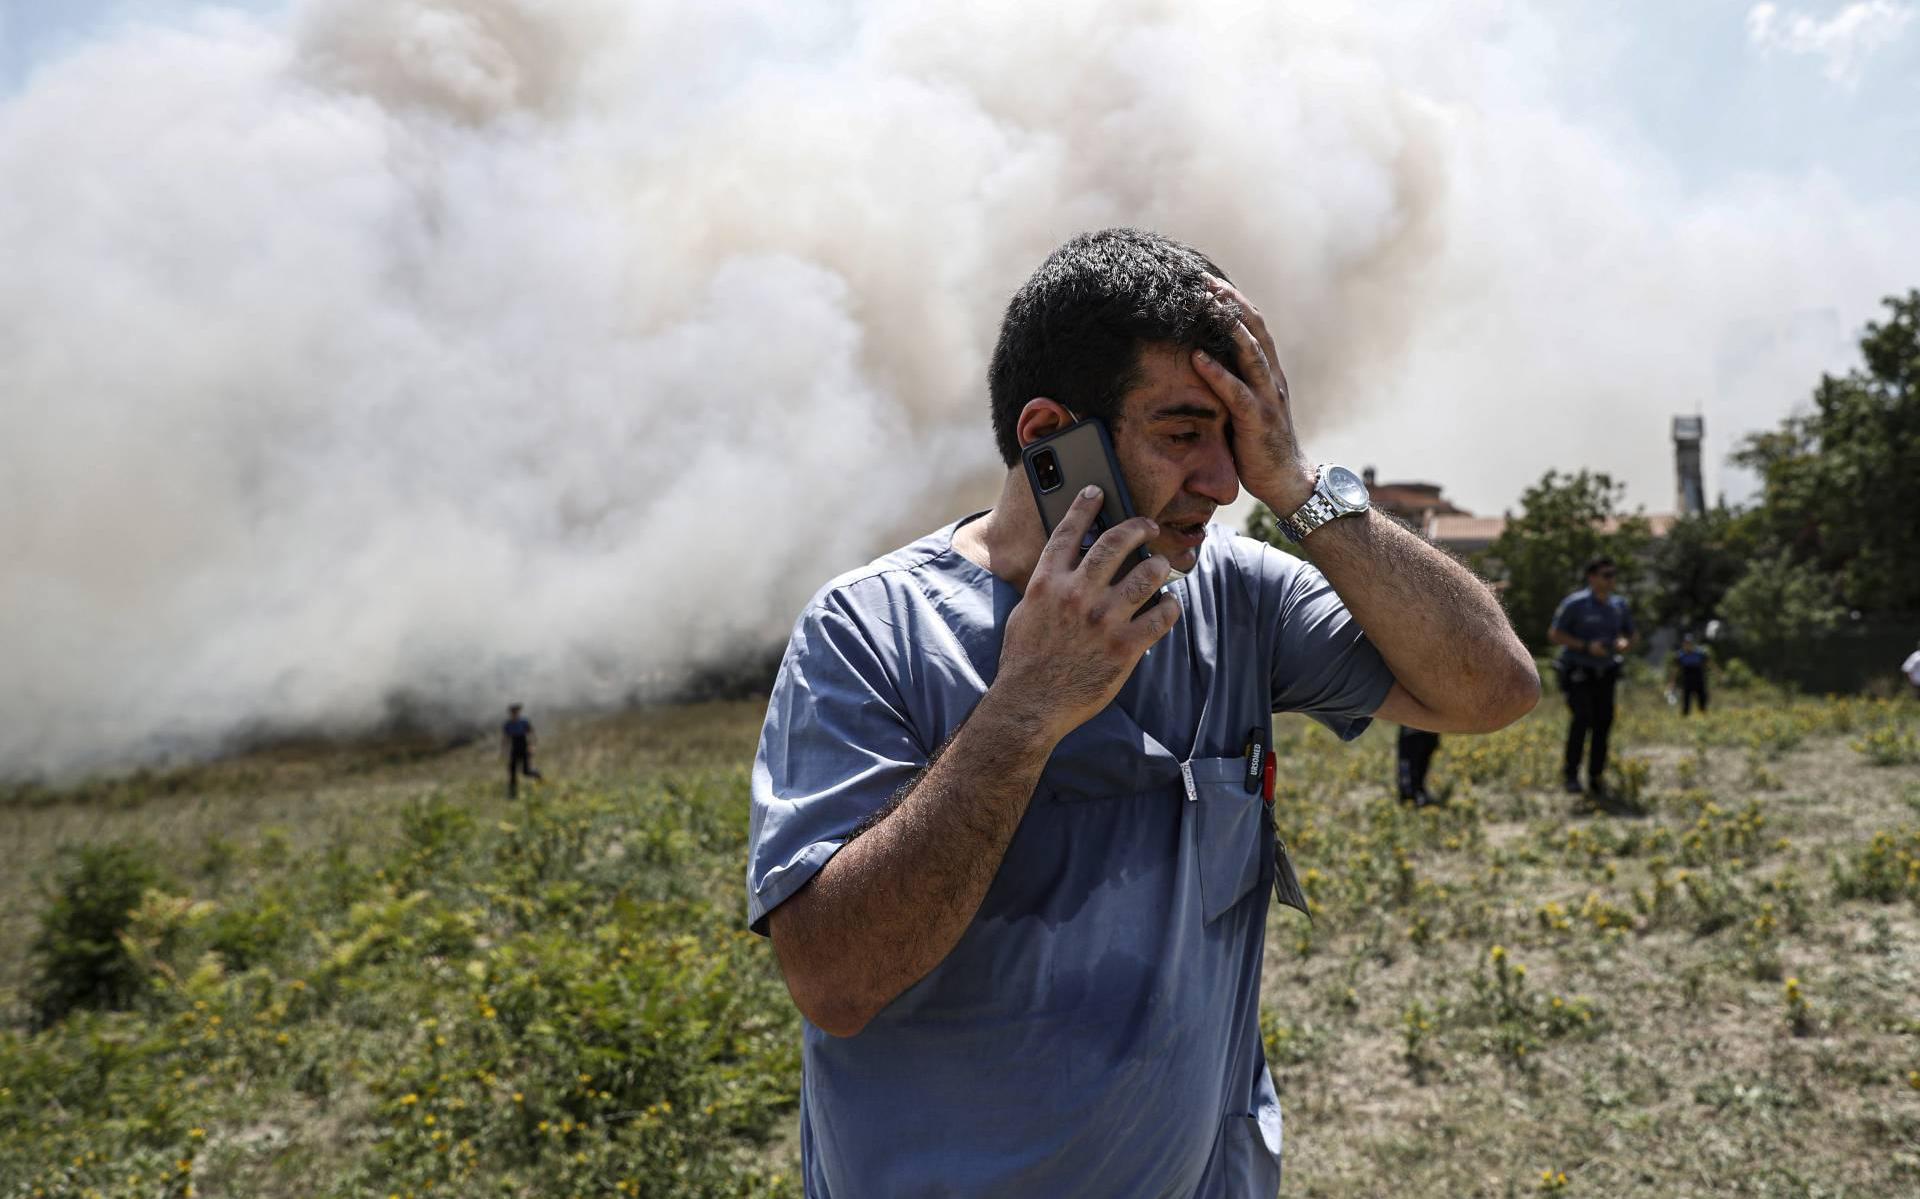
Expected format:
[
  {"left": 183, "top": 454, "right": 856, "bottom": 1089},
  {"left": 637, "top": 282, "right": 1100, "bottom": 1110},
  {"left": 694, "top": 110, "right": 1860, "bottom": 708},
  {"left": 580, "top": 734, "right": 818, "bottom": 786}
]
[
  {"left": 0, "top": 702, "right": 764, "bottom": 998},
  {"left": 1260, "top": 683, "right": 1920, "bottom": 1197},
  {"left": 3, "top": 683, "right": 1916, "bottom": 1196}
]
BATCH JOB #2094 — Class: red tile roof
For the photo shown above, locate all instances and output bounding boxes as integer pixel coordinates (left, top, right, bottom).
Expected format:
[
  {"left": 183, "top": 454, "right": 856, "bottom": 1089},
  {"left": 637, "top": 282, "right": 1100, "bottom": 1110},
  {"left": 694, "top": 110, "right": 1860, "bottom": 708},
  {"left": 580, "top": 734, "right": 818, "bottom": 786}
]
[{"left": 1425, "top": 512, "right": 1677, "bottom": 546}]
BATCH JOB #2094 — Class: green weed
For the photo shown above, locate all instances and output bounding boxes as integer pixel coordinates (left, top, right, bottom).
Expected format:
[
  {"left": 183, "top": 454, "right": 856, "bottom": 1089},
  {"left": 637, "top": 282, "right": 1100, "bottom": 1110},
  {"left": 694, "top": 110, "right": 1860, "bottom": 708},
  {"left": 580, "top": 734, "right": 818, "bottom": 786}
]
[{"left": 1852, "top": 723, "right": 1919, "bottom": 766}]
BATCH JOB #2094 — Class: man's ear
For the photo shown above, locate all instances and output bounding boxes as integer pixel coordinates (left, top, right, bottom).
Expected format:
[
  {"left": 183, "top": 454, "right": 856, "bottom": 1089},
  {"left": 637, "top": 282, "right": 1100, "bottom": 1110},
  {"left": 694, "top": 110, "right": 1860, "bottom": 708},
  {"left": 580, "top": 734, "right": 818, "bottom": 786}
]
[{"left": 1015, "top": 398, "right": 1076, "bottom": 449}]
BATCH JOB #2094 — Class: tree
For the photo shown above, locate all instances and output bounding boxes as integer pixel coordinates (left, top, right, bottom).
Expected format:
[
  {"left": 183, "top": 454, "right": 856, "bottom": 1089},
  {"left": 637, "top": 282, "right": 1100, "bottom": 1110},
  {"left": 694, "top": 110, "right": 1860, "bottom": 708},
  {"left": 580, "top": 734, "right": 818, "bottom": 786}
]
[
  {"left": 29, "top": 843, "right": 166, "bottom": 1028},
  {"left": 1478, "top": 470, "right": 1652, "bottom": 653},
  {"left": 1642, "top": 503, "right": 1760, "bottom": 633},
  {"left": 1718, "top": 550, "right": 1845, "bottom": 671},
  {"left": 1732, "top": 289, "right": 1920, "bottom": 614},
  {"left": 1243, "top": 503, "right": 1306, "bottom": 558}
]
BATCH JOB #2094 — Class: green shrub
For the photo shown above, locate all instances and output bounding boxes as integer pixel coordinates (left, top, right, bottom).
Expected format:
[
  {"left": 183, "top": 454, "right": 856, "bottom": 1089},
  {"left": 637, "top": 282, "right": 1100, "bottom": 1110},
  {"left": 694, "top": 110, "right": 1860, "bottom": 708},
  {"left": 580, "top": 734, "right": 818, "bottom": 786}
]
[
  {"left": 1471, "top": 945, "right": 1601, "bottom": 1070},
  {"left": 392, "top": 792, "right": 477, "bottom": 889},
  {"left": 206, "top": 896, "right": 296, "bottom": 971},
  {"left": 1832, "top": 828, "right": 1920, "bottom": 903},
  {"left": 27, "top": 842, "right": 169, "bottom": 1027},
  {"left": 1721, "top": 659, "right": 1759, "bottom": 691},
  {"left": 4, "top": 774, "right": 804, "bottom": 1199},
  {"left": 1851, "top": 724, "right": 1919, "bottom": 766}
]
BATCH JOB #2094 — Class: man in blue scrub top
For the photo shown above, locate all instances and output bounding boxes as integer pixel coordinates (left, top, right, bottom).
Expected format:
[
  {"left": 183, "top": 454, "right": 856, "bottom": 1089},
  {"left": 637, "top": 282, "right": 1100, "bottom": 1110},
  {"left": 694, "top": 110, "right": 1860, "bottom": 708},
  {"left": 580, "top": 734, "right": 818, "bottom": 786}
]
[{"left": 747, "top": 229, "right": 1540, "bottom": 1197}]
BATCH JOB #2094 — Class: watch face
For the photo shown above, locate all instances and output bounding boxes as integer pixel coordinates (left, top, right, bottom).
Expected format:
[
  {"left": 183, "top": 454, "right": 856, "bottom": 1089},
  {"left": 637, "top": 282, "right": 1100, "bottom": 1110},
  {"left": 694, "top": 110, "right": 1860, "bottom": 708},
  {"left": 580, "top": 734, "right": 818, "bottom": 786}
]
[{"left": 1324, "top": 465, "right": 1370, "bottom": 509}]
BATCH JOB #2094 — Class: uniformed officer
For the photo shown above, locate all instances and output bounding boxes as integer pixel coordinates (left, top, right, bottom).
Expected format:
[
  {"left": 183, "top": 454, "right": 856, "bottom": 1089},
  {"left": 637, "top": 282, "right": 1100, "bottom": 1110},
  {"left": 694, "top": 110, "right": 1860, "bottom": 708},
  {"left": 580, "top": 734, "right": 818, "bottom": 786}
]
[
  {"left": 1668, "top": 632, "right": 1710, "bottom": 716},
  {"left": 1547, "top": 558, "right": 1636, "bottom": 798},
  {"left": 501, "top": 703, "right": 541, "bottom": 797},
  {"left": 1396, "top": 725, "right": 1442, "bottom": 806}
]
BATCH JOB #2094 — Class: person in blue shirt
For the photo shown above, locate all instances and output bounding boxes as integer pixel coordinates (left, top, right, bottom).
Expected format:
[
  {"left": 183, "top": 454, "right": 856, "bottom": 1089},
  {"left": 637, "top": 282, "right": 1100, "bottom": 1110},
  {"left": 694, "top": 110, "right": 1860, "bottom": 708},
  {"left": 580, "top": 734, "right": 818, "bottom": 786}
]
[
  {"left": 1547, "top": 559, "right": 1637, "bottom": 797},
  {"left": 501, "top": 703, "right": 541, "bottom": 798},
  {"left": 746, "top": 229, "right": 1540, "bottom": 1197},
  {"left": 1668, "top": 632, "right": 1710, "bottom": 716}
]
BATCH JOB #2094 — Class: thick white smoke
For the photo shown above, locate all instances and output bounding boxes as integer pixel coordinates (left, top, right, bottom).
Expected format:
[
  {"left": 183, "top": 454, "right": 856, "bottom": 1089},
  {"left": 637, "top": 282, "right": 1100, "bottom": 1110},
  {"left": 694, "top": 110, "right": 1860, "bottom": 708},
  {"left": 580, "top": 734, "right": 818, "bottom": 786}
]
[{"left": 4, "top": 0, "right": 1918, "bottom": 777}]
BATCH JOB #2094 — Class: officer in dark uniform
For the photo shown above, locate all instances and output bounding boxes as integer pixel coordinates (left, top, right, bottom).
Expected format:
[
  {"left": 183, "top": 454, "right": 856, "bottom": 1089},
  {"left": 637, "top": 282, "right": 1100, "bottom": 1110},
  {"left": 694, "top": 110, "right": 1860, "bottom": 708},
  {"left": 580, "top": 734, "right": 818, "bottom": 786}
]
[
  {"left": 1669, "top": 632, "right": 1710, "bottom": 716},
  {"left": 501, "top": 703, "right": 542, "bottom": 798},
  {"left": 1547, "top": 558, "right": 1636, "bottom": 798},
  {"left": 1396, "top": 725, "right": 1441, "bottom": 806}
]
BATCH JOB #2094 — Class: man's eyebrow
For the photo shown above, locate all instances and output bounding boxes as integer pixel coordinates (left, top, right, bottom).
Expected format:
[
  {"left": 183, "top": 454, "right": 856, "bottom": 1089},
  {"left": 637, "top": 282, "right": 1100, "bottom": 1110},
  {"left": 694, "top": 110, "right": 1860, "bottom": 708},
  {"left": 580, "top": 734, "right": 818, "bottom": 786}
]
[{"left": 1148, "top": 402, "right": 1223, "bottom": 422}]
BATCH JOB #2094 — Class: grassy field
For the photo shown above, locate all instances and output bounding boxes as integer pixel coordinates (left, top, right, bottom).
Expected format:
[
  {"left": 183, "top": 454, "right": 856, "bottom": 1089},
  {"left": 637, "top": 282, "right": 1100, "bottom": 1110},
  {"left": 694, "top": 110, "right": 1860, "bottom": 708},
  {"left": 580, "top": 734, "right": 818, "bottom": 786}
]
[{"left": 2, "top": 675, "right": 1917, "bottom": 1197}]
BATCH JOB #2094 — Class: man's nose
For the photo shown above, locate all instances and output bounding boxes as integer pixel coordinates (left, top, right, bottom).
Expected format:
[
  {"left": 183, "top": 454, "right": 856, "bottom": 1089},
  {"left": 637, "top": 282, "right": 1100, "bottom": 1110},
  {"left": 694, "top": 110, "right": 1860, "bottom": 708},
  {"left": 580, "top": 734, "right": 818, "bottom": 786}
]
[{"left": 1187, "top": 441, "right": 1240, "bottom": 507}]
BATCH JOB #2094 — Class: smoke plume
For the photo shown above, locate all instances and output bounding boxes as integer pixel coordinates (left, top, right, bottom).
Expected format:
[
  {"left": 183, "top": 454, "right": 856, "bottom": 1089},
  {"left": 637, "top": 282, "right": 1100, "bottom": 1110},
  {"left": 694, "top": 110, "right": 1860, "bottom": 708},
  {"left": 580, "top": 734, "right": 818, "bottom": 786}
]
[{"left": 4, "top": 0, "right": 1918, "bottom": 777}]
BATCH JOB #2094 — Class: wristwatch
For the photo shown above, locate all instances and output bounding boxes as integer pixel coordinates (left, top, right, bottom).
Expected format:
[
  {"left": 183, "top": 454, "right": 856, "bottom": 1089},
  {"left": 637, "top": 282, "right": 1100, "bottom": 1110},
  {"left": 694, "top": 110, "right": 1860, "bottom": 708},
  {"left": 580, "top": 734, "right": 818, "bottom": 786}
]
[{"left": 1275, "top": 465, "right": 1371, "bottom": 543}]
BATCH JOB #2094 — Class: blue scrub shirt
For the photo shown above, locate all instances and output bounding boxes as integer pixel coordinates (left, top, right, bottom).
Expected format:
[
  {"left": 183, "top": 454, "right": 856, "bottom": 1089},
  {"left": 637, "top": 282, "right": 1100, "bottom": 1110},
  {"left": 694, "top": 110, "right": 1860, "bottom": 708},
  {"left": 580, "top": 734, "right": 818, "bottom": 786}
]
[{"left": 748, "top": 516, "right": 1395, "bottom": 1197}]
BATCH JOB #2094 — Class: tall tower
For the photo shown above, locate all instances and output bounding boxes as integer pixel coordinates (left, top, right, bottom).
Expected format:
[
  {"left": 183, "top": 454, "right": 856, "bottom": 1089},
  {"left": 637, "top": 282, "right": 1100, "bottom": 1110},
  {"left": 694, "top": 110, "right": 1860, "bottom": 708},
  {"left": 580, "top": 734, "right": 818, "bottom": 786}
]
[{"left": 1672, "top": 415, "right": 1704, "bottom": 516}]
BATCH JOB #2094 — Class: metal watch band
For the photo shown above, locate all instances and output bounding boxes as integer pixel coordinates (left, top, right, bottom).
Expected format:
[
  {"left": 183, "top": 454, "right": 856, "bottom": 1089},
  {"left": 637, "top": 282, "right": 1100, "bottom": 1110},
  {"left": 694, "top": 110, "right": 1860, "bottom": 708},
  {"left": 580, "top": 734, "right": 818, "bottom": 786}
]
[{"left": 1277, "top": 490, "right": 1340, "bottom": 543}]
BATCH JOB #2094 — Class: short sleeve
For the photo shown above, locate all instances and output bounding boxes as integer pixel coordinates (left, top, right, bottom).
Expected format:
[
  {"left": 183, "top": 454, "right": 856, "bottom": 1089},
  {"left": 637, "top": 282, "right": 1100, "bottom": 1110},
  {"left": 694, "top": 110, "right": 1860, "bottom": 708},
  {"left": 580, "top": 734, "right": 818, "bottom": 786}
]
[
  {"left": 746, "top": 597, "right": 928, "bottom": 936},
  {"left": 1550, "top": 595, "right": 1577, "bottom": 633},
  {"left": 1257, "top": 545, "right": 1396, "bottom": 740}
]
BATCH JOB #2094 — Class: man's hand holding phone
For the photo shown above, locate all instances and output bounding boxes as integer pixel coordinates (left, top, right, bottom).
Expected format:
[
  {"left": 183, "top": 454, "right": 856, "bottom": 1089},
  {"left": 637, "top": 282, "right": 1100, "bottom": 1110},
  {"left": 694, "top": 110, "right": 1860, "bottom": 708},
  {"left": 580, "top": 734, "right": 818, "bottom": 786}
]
[{"left": 987, "top": 486, "right": 1183, "bottom": 745}]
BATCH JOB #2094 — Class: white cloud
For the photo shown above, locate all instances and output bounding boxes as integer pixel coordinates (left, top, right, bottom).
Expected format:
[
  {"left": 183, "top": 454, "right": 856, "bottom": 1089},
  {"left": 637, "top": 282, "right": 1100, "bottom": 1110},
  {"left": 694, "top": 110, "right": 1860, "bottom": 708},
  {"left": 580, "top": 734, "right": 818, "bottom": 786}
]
[{"left": 1746, "top": 1, "right": 1917, "bottom": 86}]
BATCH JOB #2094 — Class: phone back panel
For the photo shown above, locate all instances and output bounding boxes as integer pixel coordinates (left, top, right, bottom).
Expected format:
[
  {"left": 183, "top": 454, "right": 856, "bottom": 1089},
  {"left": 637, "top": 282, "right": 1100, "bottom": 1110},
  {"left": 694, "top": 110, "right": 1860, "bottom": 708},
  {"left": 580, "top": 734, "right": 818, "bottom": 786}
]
[{"left": 1022, "top": 420, "right": 1141, "bottom": 544}]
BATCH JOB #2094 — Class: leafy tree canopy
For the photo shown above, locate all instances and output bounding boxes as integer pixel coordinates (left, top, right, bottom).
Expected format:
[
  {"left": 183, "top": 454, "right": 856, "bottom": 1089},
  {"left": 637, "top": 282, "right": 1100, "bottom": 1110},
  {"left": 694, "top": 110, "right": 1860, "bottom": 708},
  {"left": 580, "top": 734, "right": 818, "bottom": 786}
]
[
  {"left": 1718, "top": 550, "right": 1847, "bottom": 667},
  {"left": 1244, "top": 502, "right": 1306, "bottom": 559},
  {"left": 1732, "top": 289, "right": 1920, "bottom": 613},
  {"left": 1478, "top": 470, "right": 1651, "bottom": 653},
  {"left": 1641, "top": 504, "right": 1760, "bottom": 633}
]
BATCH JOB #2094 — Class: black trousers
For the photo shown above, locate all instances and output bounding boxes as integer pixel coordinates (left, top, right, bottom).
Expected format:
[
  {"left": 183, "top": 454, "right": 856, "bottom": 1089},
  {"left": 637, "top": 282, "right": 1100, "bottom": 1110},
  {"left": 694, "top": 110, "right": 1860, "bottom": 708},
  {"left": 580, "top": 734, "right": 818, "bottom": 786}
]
[
  {"left": 1561, "top": 667, "right": 1619, "bottom": 785},
  {"left": 508, "top": 744, "right": 541, "bottom": 796},
  {"left": 1397, "top": 727, "right": 1440, "bottom": 799},
  {"left": 1680, "top": 676, "right": 1708, "bottom": 715}
]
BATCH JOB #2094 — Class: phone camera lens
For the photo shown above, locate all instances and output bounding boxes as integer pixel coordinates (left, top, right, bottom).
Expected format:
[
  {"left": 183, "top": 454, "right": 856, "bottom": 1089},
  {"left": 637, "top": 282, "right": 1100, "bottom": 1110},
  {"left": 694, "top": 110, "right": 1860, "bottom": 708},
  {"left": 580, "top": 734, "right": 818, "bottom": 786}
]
[{"left": 1034, "top": 449, "right": 1062, "bottom": 493}]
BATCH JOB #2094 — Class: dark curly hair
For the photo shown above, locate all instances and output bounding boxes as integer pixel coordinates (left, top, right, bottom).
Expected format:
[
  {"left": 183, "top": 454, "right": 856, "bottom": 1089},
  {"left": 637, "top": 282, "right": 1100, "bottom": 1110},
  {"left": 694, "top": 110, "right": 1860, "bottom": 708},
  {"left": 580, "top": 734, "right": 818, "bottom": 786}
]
[{"left": 987, "top": 228, "right": 1246, "bottom": 467}]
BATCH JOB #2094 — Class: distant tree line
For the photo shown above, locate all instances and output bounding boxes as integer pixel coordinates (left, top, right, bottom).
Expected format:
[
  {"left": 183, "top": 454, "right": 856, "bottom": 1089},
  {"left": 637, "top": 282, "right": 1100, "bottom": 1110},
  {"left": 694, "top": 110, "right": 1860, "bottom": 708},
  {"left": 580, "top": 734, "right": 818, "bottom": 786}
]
[
  {"left": 1251, "top": 288, "right": 1920, "bottom": 690},
  {"left": 1491, "top": 289, "right": 1920, "bottom": 687}
]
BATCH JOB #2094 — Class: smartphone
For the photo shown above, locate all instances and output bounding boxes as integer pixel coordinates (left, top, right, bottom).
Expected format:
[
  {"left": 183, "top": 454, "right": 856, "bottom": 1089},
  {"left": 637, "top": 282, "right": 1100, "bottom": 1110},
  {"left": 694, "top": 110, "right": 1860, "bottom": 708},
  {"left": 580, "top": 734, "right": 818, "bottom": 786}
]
[{"left": 1021, "top": 418, "right": 1163, "bottom": 606}]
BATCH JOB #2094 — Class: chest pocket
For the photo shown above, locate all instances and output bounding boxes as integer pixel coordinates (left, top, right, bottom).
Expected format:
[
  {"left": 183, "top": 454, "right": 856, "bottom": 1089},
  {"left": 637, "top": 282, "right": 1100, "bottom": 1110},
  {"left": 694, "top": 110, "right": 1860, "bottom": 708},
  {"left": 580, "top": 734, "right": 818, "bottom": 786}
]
[
  {"left": 1183, "top": 756, "right": 1313, "bottom": 924},
  {"left": 1184, "top": 757, "right": 1288, "bottom": 924}
]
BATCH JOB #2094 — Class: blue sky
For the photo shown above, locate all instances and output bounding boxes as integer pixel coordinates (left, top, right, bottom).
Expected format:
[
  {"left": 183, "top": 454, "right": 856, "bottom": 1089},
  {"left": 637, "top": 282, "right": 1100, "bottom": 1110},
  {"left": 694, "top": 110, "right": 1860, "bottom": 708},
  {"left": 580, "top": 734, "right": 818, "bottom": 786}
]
[
  {"left": 1525, "top": 1, "right": 1918, "bottom": 203},
  {"left": 2, "top": 0, "right": 274, "bottom": 84},
  {"left": 10, "top": 1, "right": 1915, "bottom": 198}
]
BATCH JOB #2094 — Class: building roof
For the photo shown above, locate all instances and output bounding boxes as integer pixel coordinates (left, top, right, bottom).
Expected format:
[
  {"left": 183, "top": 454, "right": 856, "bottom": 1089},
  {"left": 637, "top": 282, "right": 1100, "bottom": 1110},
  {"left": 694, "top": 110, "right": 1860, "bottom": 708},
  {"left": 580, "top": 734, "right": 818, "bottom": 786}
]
[
  {"left": 1371, "top": 482, "right": 1467, "bottom": 519},
  {"left": 1361, "top": 466, "right": 1677, "bottom": 552},
  {"left": 1425, "top": 512, "right": 1678, "bottom": 548},
  {"left": 1425, "top": 514, "right": 1507, "bottom": 544}
]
